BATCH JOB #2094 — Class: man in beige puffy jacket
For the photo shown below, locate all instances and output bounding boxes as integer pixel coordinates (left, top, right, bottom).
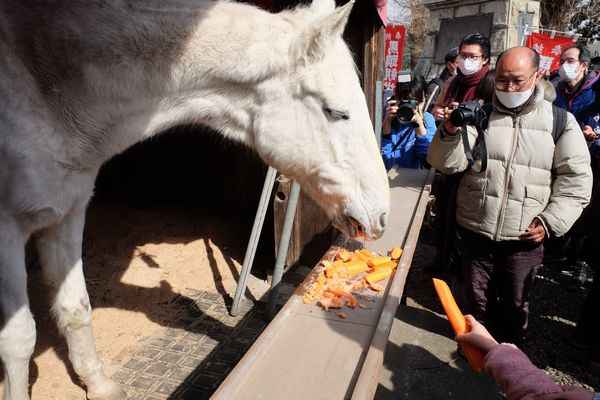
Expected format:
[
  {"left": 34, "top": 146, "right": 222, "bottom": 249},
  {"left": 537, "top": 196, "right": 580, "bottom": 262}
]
[{"left": 427, "top": 47, "right": 593, "bottom": 344}]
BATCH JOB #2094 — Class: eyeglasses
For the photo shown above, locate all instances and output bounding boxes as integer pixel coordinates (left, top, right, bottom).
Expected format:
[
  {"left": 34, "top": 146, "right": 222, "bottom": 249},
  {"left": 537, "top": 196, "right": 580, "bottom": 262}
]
[
  {"left": 559, "top": 57, "right": 579, "bottom": 65},
  {"left": 458, "top": 54, "right": 483, "bottom": 61},
  {"left": 495, "top": 72, "right": 537, "bottom": 91}
]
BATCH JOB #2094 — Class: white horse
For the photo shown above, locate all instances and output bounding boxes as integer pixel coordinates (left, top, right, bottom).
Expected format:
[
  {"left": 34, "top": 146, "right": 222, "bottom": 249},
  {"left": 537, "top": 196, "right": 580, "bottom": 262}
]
[{"left": 0, "top": 0, "right": 390, "bottom": 399}]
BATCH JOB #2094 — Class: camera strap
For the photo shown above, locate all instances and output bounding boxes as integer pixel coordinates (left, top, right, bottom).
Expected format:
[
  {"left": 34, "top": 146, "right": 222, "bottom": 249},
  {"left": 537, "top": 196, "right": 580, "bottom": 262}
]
[{"left": 461, "top": 103, "right": 492, "bottom": 173}]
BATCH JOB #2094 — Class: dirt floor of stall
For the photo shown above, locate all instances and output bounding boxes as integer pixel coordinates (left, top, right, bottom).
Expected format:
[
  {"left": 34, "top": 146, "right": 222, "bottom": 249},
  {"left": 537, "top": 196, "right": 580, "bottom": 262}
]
[{"left": 0, "top": 199, "right": 290, "bottom": 400}]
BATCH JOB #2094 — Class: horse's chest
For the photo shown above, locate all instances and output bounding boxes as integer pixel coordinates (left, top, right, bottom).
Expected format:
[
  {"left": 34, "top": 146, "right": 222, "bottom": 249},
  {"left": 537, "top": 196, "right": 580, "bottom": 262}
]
[{"left": 0, "top": 139, "right": 94, "bottom": 232}]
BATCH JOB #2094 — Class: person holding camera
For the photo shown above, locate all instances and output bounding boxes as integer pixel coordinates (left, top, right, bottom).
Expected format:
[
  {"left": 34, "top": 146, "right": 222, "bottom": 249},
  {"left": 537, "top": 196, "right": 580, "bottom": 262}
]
[
  {"left": 427, "top": 47, "right": 593, "bottom": 345},
  {"left": 381, "top": 75, "right": 436, "bottom": 170},
  {"left": 431, "top": 33, "right": 491, "bottom": 122},
  {"left": 427, "top": 34, "right": 492, "bottom": 275}
]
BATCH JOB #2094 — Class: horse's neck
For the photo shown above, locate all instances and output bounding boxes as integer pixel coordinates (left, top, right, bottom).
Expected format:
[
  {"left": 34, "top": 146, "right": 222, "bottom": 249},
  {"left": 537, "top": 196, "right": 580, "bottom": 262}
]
[{"left": 45, "top": 1, "right": 297, "bottom": 169}]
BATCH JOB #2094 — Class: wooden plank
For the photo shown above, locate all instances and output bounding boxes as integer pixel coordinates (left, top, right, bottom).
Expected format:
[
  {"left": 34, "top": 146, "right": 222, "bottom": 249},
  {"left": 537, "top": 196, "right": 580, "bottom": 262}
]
[
  {"left": 351, "top": 169, "right": 434, "bottom": 400},
  {"left": 213, "top": 168, "right": 431, "bottom": 400}
]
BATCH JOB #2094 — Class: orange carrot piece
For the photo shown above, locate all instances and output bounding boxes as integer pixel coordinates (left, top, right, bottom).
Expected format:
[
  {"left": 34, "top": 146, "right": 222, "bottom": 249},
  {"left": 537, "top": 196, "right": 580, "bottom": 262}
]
[
  {"left": 365, "top": 266, "right": 393, "bottom": 285},
  {"left": 367, "top": 256, "right": 392, "bottom": 268},
  {"left": 389, "top": 247, "right": 403, "bottom": 260},
  {"left": 336, "top": 249, "right": 353, "bottom": 262},
  {"left": 432, "top": 278, "right": 485, "bottom": 373},
  {"left": 373, "top": 260, "right": 397, "bottom": 271},
  {"left": 344, "top": 259, "right": 369, "bottom": 277},
  {"left": 324, "top": 260, "right": 345, "bottom": 278}
]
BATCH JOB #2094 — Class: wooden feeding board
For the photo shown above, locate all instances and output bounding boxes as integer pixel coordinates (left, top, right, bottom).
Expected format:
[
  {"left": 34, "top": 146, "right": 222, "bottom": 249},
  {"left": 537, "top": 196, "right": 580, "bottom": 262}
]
[{"left": 212, "top": 168, "right": 433, "bottom": 400}]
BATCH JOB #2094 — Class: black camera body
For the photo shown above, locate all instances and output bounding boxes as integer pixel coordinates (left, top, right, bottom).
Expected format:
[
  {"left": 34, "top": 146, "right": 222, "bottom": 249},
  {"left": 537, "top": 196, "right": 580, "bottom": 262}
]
[
  {"left": 396, "top": 99, "right": 418, "bottom": 123},
  {"left": 449, "top": 100, "right": 488, "bottom": 128}
]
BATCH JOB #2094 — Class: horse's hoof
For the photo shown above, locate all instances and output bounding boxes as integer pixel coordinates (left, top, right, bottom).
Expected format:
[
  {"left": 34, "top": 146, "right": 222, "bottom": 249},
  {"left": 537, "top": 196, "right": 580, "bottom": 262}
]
[{"left": 87, "top": 380, "right": 127, "bottom": 400}]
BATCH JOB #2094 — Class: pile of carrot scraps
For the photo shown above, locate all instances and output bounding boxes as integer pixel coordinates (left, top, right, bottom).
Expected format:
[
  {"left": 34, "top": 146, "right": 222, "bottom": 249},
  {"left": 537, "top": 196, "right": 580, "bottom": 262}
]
[{"left": 302, "top": 247, "right": 402, "bottom": 314}]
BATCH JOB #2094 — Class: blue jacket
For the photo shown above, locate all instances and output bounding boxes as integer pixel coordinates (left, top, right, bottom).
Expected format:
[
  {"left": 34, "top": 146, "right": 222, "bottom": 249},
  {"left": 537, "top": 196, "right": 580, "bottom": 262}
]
[
  {"left": 381, "top": 112, "right": 436, "bottom": 169},
  {"left": 554, "top": 71, "right": 600, "bottom": 158}
]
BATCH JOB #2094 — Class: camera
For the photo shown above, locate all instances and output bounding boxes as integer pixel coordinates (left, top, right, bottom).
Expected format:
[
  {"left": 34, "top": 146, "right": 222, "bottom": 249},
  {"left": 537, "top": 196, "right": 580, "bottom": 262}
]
[
  {"left": 449, "top": 100, "right": 488, "bottom": 128},
  {"left": 396, "top": 99, "right": 418, "bottom": 123}
]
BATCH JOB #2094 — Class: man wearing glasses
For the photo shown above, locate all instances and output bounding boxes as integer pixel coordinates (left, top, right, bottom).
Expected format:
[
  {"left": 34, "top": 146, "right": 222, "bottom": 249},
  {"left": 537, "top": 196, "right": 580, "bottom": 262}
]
[
  {"left": 554, "top": 45, "right": 600, "bottom": 371},
  {"left": 432, "top": 33, "right": 492, "bottom": 121},
  {"left": 427, "top": 47, "right": 592, "bottom": 345},
  {"left": 428, "top": 33, "right": 493, "bottom": 275}
]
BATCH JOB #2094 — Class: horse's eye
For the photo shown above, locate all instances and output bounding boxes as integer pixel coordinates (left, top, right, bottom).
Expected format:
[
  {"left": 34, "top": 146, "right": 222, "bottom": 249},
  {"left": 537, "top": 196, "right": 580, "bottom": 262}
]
[{"left": 324, "top": 107, "right": 350, "bottom": 121}]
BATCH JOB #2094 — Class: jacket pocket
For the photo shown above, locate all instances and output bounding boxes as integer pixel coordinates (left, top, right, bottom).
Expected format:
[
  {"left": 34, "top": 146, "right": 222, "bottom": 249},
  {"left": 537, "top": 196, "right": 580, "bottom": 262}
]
[
  {"left": 520, "top": 185, "right": 550, "bottom": 231},
  {"left": 456, "top": 175, "right": 487, "bottom": 220}
]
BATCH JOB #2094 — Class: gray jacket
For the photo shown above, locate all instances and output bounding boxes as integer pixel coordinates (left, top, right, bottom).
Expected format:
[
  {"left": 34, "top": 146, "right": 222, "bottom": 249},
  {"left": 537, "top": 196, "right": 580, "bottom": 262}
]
[{"left": 427, "top": 82, "right": 593, "bottom": 240}]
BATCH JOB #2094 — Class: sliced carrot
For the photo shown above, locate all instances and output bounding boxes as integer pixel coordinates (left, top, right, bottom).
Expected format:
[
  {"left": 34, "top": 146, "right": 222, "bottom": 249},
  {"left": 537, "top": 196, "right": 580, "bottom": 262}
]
[
  {"left": 336, "top": 249, "right": 353, "bottom": 262},
  {"left": 365, "top": 266, "right": 393, "bottom": 285},
  {"left": 354, "top": 251, "right": 371, "bottom": 262},
  {"left": 367, "top": 256, "right": 392, "bottom": 268},
  {"left": 344, "top": 259, "right": 369, "bottom": 277},
  {"left": 432, "top": 278, "right": 485, "bottom": 373},
  {"left": 389, "top": 247, "right": 403, "bottom": 260},
  {"left": 373, "top": 260, "right": 397, "bottom": 271},
  {"left": 324, "top": 260, "right": 345, "bottom": 278}
]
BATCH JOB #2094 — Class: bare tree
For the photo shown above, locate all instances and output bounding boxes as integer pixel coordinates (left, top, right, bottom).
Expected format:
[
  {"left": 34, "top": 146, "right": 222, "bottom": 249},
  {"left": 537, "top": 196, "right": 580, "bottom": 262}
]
[
  {"left": 541, "top": 0, "right": 600, "bottom": 42},
  {"left": 408, "top": 0, "right": 429, "bottom": 69}
]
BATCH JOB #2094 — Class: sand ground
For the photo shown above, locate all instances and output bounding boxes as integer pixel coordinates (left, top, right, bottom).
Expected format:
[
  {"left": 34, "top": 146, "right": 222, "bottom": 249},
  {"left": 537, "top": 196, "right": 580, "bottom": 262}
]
[{"left": 0, "top": 202, "right": 272, "bottom": 400}]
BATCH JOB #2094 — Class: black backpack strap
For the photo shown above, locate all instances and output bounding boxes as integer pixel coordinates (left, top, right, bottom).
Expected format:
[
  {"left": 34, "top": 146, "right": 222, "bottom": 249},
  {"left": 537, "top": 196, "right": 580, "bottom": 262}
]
[{"left": 551, "top": 105, "right": 568, "bottom": 144}]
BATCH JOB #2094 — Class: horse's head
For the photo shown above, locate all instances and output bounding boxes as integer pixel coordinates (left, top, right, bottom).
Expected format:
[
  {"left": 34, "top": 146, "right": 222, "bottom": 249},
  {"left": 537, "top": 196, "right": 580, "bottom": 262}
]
[{"left": 252, "top": 0, "right": 390, "bottom": 240}]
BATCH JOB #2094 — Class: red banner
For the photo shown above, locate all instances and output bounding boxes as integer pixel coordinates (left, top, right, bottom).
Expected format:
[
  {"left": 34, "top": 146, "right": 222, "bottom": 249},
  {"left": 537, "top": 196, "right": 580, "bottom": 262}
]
[
  {"left": 383, "top": 25, "right": 407, "bottom": 92},
  {"left": 526, "top": 32, "right": 576, "bottom": 73}
]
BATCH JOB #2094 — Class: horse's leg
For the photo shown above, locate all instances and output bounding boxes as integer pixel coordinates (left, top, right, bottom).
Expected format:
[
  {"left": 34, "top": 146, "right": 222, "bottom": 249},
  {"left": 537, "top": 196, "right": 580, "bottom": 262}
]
[
  {"left": 0, "top": 218, "right": 35, "bottom": 400},
  {"left": 36, "top": 200, "right": 125, "bottom": 400}
]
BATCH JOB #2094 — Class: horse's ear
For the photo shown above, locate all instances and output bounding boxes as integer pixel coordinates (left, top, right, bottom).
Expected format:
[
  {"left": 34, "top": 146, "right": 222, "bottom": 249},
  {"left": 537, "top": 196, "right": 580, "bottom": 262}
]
[{"left": 294, "top": 0, "right": 355, "bottom": 64}]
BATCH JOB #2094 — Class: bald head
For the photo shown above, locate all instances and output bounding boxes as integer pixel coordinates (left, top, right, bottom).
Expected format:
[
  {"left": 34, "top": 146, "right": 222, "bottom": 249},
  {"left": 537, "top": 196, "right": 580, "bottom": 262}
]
[
  {"left": 495, "top": 47, "right": 540, "bottom": 93},
  {"left": 497, "top": 47, "right": 540, "bottom": 73}
]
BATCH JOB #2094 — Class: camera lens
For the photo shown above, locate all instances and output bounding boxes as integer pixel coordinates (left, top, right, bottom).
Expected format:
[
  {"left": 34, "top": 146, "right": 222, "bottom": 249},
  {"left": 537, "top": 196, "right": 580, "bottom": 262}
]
[
  {"left": 450, "top": 108, "right": 473, "bottom": 126},
  {"left": 397, "top": 106, "right": 415, "bottom": 122}
]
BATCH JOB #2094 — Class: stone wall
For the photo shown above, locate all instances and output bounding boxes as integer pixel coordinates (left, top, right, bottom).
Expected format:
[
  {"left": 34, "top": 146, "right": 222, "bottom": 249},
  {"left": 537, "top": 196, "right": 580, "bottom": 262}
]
[{"left": 419, "top": 0, "right": 540, "bottom": 78}]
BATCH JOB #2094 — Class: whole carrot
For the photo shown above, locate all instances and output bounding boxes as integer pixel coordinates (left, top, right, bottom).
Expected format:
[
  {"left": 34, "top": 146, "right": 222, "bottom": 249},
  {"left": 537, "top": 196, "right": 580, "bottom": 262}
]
[{"left": 432, "top": 278, "right": 485, "bottom": 373}]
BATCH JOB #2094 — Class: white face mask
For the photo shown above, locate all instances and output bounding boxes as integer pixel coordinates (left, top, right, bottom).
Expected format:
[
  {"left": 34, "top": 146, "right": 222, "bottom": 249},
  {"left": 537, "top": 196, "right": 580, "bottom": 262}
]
[
  {"left": 495, "top": 85, "right": 535, "bottom": 109},
  {"left": 458, "top": 57, "right": 482, "bottom": 76},
  {"left": 559, "top": 62, "right": 580, "bottom": 81}
]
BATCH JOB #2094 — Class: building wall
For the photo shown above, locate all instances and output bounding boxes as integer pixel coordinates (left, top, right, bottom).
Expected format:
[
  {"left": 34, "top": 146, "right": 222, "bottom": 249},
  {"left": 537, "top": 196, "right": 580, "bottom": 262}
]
[{"left": 421, "top": 0, "right": 539, "bottom": 79}]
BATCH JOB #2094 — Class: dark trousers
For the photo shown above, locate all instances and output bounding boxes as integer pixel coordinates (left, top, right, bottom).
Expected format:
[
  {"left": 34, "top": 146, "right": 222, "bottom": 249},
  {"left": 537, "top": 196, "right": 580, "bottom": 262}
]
[
  {"left": 457, "top": 227, "right": 544, "bottom": 344},
  {"left": 430, "top": 172, "right": 463, "bottom": 273}
]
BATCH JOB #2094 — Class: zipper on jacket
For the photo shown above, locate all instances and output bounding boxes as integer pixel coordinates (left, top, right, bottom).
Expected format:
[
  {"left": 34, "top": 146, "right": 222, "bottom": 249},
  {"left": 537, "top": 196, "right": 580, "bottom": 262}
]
[{"left": 494, "top": 116, "right": 519, "bottom": 240}]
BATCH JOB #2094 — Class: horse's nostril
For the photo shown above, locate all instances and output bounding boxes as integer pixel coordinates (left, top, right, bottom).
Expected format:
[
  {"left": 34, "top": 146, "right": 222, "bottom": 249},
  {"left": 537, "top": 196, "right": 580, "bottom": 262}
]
[{"left": 379, "top": 212, "right": 388, "bottom": 229}]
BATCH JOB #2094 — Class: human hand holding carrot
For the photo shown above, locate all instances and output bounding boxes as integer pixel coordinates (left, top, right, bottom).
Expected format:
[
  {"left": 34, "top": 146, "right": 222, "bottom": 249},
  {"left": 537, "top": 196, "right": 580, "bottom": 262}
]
[
  {"left": 456, "top": 315, "right": 498, "bottom": 355},
  {"left": 432, "top": 278, "right": 486, "bottom": 372}
]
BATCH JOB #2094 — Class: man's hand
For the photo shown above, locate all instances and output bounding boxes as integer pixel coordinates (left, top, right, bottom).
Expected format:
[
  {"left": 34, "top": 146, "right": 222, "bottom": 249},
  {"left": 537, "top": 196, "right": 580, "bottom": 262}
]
[
  {"left": 385, "top": 100, "right": 398, "bottom": 120},
  {"left": 456, "top": 315, "right": 499, "bottom": 356},
  {"left": 582, "top": 125, "right": 598, "bottom": 142},
  {"left": 519, "top": 218, "right": 546, "bottom": 243},
  {"left": 382, "top": 99, "right": 398, "bottom": 136},
  {"left": 432, "top": 105, "right": 445, "bottom": 120},
  {"left": 412, "top": 102, "right": 424, "bottom": 125}
]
